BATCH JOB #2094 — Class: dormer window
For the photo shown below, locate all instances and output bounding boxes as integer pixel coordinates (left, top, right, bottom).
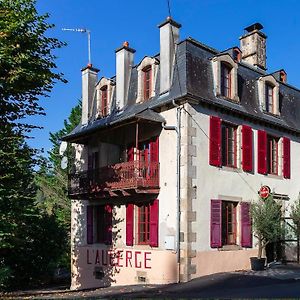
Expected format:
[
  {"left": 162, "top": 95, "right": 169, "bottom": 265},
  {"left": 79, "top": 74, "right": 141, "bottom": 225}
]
[
  {"left": 212, "top": 54, "right": 239, "bottom": 102},
  {"left": 265, "top": 83, "right": 274, "bottom": 113},
  {"left": 137, "top": 56, "right": 159, "bottom": 103},
  {"left": 258, "top": 75, "right": 279, "bottom": 116},
  {"left": 143, "top": 66, "right": 152, "bottom": 101},
  {"left": 96, "top": 78, "right": 115, "bottom": 118},
  {"left": 101, "top": 85, "right": 108, "bottom": 117},
  {"left": 221, "top": 63, "right": 232, "bottom": 98}
]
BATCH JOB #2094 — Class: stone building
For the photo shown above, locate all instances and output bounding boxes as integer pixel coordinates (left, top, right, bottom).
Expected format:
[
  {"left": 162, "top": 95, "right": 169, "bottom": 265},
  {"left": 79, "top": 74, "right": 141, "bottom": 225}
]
[{"left": 63, "top": 18, "right": 300, "bottom": 290}]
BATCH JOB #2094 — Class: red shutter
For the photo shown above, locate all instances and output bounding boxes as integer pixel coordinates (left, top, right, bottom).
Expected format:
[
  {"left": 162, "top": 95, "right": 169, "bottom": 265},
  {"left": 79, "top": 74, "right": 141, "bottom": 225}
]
[
  {"left": 210, "top": 200, "right": 222, "bottom": 248},
  {"left": 105, "top": 205, "right": 113, "bottom": 245},
  {"left": 241, "top": 202, "right": 252, "bottom": 248},
  {"left": 257, "top": 130, "right": 267, "bottom": 174},
  {"left": 127, "top": 145, "right": 134, "bottom": 162},
  {"left": 150, "top": 199, "right": 159, "bottom": 247},
  {"left": 126, "top": 204, "right": 134, "bottom": 246},
  {"left": 150, "top": 137, "right": 159, "bottom": 162},
  {"left": 283, "top": 137, "right": 291, "bottom": 179},
  {"left": 242, "top": 125, "right": 253, "bottom": 172},
  {"left": 87, "top": 206, "right": 93, "bottom": 244},
  {"left": 209, "top": 116, "right": 221, "bottom": 167}
]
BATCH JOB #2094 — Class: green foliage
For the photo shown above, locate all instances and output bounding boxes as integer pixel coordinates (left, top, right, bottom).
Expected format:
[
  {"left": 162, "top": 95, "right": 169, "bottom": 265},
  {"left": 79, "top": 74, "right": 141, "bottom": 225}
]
[
  {"left": 0, "top": 0, "right": 67, "bottom": 290},
  {"left": 35, "top": 102, "right": 81, "bottom": 275},
  {"left": 0, "top": 0, "right": 66, "bottom": 131},
  {"left": 251, "top": 196, "right": 283, "bottom": 258},
  {"left": 290, "top": 195, "right": 300, "bottom": 235}
]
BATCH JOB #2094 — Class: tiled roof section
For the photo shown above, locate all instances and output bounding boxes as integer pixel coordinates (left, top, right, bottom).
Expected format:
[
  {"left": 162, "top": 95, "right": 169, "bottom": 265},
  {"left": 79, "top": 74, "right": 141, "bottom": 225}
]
[
  {"left": 185, "top": 40, "right": 300, "bottom": 133},
  {"left": 63, "top": 36, "right": 300, "bottom": 142}
]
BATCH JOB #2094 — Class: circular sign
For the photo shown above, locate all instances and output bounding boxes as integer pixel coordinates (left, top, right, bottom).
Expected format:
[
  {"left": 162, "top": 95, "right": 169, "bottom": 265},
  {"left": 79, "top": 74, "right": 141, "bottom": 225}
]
[
  {"left": 259, "top": 185, "right": 271, "bottom": 199},
  {"left": 61, "top": 156, "right": 68, "bottom": 170}
]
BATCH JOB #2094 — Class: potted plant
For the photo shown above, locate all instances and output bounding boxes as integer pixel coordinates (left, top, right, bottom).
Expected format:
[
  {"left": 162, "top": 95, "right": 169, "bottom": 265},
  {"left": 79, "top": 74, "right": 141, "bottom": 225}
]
[{"left": 250, "top": 195, "right": 283, "bottom": 270}]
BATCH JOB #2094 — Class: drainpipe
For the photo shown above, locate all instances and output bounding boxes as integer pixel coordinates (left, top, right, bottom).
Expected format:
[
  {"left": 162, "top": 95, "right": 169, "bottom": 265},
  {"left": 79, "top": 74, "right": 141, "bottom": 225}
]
[{"left": 161, "top": 99, "right": 181, "bottom": 283}]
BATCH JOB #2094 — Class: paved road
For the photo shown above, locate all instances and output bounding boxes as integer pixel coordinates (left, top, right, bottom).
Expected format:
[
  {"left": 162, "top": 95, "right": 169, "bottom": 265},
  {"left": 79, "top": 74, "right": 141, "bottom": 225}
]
[{"left": 5, "top": 265, "right": 300, "bottom": 298}]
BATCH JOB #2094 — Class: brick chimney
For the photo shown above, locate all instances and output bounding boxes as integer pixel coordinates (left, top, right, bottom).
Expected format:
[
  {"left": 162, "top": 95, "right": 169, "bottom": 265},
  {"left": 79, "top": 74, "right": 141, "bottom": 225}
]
[
  {"left": 115, "top": 42, "right": 135, "bottom": 110},
  {"left": 81, "top": 64, "right": 99, "bottom": 125},
  {"left": 158, "top": 17, "right": 181, "bottom": 94},
  {"left": 240, "top": 23, "right": 267, "bottom": 70}
]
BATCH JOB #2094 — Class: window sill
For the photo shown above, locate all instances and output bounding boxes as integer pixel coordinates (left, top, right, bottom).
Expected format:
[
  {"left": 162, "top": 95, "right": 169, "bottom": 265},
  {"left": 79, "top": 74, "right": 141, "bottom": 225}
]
[
  {"left": 262, "top": 110, "right": 280, "bottom": 118},
  {"left": 265, "top": 173, "right": 283, "bottom": 180},
  {"left": 221, "top": 166, "right": 242, "bottom": 173},
  {"left": 217, "top": 95, "right": 240, "bottom": 104},
  {"left": 219, "top": 245, "right": 243, "bottom": 251}
]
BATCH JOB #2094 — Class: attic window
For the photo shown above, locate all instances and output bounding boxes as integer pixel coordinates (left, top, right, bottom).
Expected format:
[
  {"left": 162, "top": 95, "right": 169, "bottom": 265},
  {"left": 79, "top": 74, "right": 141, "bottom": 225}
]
[
  {"left": 211, "top": 54, "right": 239, "bottom": 102},
  {"left": 137, "top": 56, "right": 159, "bottom": 103},
  {"left": 221, "top": 63, "right": 232, "bottom": 98},
  {"left": 96, "top": 77, "right": 115, "bottom": 118},
  {"left": 101, "top": 85, "right": 108, "bottom": 117},
  {"left": 257, "top": 75, "right": 280, "bottom": 116},
  {"left": 143, "top": 66, "right": 152, "bottom": 101}
]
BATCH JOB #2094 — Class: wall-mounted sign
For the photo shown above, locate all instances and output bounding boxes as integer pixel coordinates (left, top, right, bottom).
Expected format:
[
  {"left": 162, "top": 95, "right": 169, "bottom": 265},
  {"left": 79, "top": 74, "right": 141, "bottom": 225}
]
[{"left": 259, "top": 185, "right": 271, "bottom": 199}]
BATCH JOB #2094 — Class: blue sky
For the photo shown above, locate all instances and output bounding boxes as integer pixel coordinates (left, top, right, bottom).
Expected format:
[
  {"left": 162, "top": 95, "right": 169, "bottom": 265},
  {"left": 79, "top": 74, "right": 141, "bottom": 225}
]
[{"left": 32, "top": 0, "right": 300, "bottom": 153}]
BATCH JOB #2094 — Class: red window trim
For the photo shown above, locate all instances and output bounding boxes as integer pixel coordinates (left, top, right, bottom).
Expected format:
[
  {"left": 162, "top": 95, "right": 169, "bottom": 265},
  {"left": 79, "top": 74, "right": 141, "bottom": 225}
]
[
  {"left": 143, "top": 66, "right": 152, "bottom": 101},
  {"left": 101, "top": 85, "right": 108, "bottom": 117}
]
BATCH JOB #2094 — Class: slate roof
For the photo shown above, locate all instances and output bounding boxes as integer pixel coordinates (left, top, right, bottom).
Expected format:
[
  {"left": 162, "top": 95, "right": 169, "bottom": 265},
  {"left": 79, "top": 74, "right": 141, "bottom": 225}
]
[{"left": 63, "top": 35, "right": 300, "bottom": 142}]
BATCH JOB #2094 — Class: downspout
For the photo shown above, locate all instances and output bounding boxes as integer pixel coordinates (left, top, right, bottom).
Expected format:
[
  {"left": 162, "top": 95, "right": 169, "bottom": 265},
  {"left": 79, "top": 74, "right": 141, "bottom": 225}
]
[{"left": 161, "top": 99, "right": 181, "bottom": 283}]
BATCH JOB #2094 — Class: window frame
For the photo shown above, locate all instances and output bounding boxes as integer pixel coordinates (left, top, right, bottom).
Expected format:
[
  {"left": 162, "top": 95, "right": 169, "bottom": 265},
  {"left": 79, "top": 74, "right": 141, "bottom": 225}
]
[
  {"left": 100, "top": 85, "right": 108, "bottom": 117},
  {"left": 137, "top": 203, "right": 151, "bottom": 245},
  {"left": 220, "top": 62, "right": 232, "bottom": 99},
  {"left": 96, "top": 77, "right": 115, "bottom": 118},
  {"left": 222, "top": 201, "right": 238, "bottom": 246},
  {"left": 136, "top": 56, "right": 159, "bottom": 103},
  {"left": 143, "top": 66, "right": 152, "bottom": 101},
  {"left": 258, "top": 75, "right": 280, "bottom": 116},
  {"left": 267, "top": 135, "right": 279, "bottom": 175},
  {"left": 211, "top": 53, "right": 239, "bottom": 102},
  {"left": 221, "top": 122, "right": 238, "bottom": 168}
]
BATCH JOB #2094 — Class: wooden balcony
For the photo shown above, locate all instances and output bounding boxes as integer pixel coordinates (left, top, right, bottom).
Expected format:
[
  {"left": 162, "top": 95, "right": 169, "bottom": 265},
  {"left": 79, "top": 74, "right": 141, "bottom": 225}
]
[{"left": 68, "top": 161, "right": 159, "bottom": 199}]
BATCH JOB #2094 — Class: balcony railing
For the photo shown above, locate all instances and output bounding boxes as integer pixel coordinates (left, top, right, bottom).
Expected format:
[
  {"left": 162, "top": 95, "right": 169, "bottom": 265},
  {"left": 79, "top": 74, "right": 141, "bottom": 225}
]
[{"left": 68, "top": 160, "right": 159, "bottom": 197}]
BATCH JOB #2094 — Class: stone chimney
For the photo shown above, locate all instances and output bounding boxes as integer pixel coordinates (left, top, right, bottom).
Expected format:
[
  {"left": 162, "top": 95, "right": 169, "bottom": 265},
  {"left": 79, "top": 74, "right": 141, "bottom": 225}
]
[
  {"left": 115, "top": 41, "right": 135, "bottom": 110},
  {"left": 240, "top": 23, "right": 267, "bottom": 70},
  {"left": 158, "top": 17, "right": 181, "bottom": 94},
  {"left": 81, "top": 64, "right": 99, "bottom": 125}
]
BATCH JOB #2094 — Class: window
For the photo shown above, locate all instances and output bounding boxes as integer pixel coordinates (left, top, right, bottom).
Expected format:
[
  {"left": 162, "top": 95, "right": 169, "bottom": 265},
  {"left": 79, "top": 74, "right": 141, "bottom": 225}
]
[
  {"left": 257, "top": 130, "right": 291, "bottom": 177},
  {"left": 221, "top": 63, "right": 232, "bottom": 98},
  {"left": 265, "top": 83, "right": 274, "bottom": 114},
  {"left": 87, "top": 205, "right": 112, "bottom": 245},
  {"left": 126, "top": 200, "right": 159, "bottom": 247},
  {"left": 221, "top": 123, "right": 237, "bottom": 167},
  {"left": 211, "top": 200, "right": 252, "bottom": 248},
  {"left": 96, "top": 77, "right": 115, "bottom": 118},
  {"left": 101, "top": 85, "right": 108, "bottom": 117},
  {"left": 258, "top": 75, "right": 280, "bottom": 115},
  {"left": 137, "top": 204, "right": 150, "bottom": 244},
  {"left": 222, "top": 201, "right": 237, "bottom": 245},
  {"left": 209, "top": 116, "right": 238, "bottom": 168},
  {"left": 267, "top": 135, "right": 279, "bottom": 175},
  {"left": 143, "top": 66, "right": 152, "bottom": 101},
  {"left": 136, "top": 56, "right": 159, "bottom": 103},
  {"left": 211, "top": 54, "right": 239, "bottom": 102}
]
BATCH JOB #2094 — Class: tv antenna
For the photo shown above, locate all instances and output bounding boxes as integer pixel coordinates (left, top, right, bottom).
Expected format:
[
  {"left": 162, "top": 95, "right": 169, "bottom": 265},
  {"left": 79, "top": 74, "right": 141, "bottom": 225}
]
[{"left": 62, "top": 28, "right": 92, "bottom": 65}]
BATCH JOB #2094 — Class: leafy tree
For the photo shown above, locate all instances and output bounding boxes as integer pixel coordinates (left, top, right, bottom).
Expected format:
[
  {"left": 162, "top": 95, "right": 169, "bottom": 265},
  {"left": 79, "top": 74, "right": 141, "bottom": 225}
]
[
  {"left": 251, "top": 196, "right": 283, "bottom": 259},
  {"left": 290, "top": 195, "right": 300, "bottom": 236},
  {"left": 0, "top": 0, "right": 66, "bottom": 132},
  {"left": 35, "top": 102, "right": 81, "bottom": 269},
  {"left": 0, "top": 0, "right": 66, "bottom": 289}
]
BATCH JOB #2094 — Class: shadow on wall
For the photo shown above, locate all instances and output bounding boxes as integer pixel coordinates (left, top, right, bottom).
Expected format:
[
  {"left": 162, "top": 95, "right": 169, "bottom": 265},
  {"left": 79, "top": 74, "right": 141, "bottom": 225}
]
[{"left": 71, "top": 199, "right": 124, "bottom": 289}]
